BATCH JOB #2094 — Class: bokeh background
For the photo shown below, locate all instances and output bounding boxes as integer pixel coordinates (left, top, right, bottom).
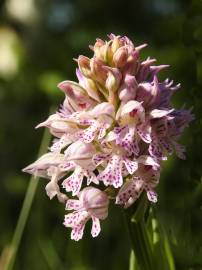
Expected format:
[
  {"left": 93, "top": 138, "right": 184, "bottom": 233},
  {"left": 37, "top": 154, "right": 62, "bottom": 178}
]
[{"left": 0, "top": 0, "right": 202, "bottom": 269}]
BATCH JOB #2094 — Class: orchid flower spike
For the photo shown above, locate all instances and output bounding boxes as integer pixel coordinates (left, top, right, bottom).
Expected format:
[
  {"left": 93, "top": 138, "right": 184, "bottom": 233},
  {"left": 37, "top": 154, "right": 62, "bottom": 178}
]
[{"left": 23, "top": 34, "right": 193, "bottom": 240}]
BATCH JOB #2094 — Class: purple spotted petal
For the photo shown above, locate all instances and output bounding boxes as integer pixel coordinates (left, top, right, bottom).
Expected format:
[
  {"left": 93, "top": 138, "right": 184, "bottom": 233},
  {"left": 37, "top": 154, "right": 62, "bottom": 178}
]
[
  {"left": 66, "top": 199, "right": 82, "bottom": 210},
  {"left": 98, "top": 123, "right": 108, "bottom": 139},
  {"left": 91, "top": 216, "right": 101, "bottom": 238},
  {"left": 62, "top": 167, "right": 84, "bottom": 195},
  {"left": 85, "top": 170, "right": 99, "bottom": 185},
  {"left": 137, "top": 123, "right": 152, "bottom": 143},
  {"left": 92, "top": 153, "right": 110, "bottom": 166},
  {"left": 64, "top": 211, "right": 89, "bottom": 241},
  {"left": 116, "top": 127, "right": 139, "bottom": 156},
  {"left": 159, "top": 138, "right": 173, "bottom": 155},
  {"left": 116, "top": 178, "right": 144, "bottom": 208},
  {"left": 98, "top": 155, "right": 123, "bottom": 188},
  {"left": 149, "top": 135, "right": 166, "bottom": 160},
  {"left": 59, "top": 161, "right": 75, "bottom": 171},
  {"left": 78, "top": 121, "right": 98, "bottom": 143},
  {"left": 146, "top": 190, "right": 158, "bottom": 203},
  {"left": 123, "top": 158, "right": 138, "bottom": 174}
]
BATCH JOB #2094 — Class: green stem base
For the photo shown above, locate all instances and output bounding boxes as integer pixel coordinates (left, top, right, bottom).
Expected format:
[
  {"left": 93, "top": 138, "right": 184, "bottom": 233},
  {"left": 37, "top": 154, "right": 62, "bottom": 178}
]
[{"left": 125, "top": 195, "right": 156, "bottom": 270}]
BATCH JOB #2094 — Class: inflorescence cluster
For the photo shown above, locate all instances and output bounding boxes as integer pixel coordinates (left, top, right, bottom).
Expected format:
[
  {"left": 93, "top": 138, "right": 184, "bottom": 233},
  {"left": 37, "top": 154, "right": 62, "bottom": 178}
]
[{"left": 23, "top": 34, "right": 193, "bottom": 241}]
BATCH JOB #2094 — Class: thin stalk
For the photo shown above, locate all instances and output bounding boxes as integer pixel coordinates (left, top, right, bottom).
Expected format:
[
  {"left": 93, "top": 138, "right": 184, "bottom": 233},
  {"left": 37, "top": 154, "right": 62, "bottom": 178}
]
[
  {"left": 125, "top": 195, "right": 156, "bottom": 270},
  {"left": 3, "top": 123, "right": 51, "bottom": 270},
  {"left": 129, "top": 250, "right": 136, "bottom": 270}
]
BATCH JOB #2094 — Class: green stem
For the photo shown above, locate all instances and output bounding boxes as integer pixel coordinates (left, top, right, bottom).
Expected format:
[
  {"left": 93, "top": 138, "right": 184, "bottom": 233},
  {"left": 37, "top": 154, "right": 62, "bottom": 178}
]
[
  {"left": 3, "top": 120, "right": 52, "bottom": 270},
  {"left": 129, "top": 250, "right": 137, "bottom": 270},
  {"left": 125, "top": 195, "right": 156, "bottom": 270}
]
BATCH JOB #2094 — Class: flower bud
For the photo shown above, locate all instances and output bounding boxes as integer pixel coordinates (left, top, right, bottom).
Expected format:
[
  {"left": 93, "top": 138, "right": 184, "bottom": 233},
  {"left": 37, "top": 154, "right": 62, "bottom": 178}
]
[
  {"left": 77, "top": 55, "right": 92, "bottom": 78},
  {"left": 76, "top": 68, "right": 100, "bottom": 102},
  {"left": 119, "top": 74, "right": 137, "bottom": 102},
  {"left": 111, "top": 36, "right": 124, "bottom": 54},
  {"left": 93, "top": 38, "right": 105, "bottom": 59},
  {"left": 79, "top": 187, "right": 109, "bottom": 219},
  {"left": 105, "top": 68, "right": 121, "bottom": 92},
  {"left": 90, "top": 58, "right": 107, "bottom": 83},
  {"left": 113, "top": 46, "right": 128, "bottom": 68},
  {"left": 99, "top": 43, "right": 110, "bottom": 62},
  {"left": 105, "top": 72, "right": 118, "bottom": 93}
]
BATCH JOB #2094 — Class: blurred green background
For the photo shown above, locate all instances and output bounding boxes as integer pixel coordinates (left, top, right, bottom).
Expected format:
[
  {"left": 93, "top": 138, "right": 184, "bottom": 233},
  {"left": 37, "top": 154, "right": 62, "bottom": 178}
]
[{"left": 0, "top": 0, "right": 202, "bottom": 269}]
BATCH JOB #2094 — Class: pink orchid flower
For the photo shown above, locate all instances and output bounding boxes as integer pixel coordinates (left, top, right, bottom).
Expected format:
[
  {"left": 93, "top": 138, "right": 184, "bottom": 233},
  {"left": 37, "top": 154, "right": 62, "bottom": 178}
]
[{"left": 23, "top": 34, "right": 193, "bottom": 240}]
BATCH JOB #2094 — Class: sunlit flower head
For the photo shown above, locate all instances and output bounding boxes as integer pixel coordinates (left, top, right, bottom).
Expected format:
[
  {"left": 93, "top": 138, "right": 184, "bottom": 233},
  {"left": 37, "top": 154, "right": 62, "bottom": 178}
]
[{"left": 23, "top": 34, "right": 194, "bottom": 240}]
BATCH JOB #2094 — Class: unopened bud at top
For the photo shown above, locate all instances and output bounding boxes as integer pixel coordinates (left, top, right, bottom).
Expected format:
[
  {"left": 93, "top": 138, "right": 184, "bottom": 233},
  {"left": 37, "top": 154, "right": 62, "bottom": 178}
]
[
  {"left": 113, "top": 46, "right": 128, "bottom": 68},
  {"left": 105, "top": 70, "right": 121, "bottom": 93},
  {"left": 78, "top": 55, "right": 92, "bottom": 78}
]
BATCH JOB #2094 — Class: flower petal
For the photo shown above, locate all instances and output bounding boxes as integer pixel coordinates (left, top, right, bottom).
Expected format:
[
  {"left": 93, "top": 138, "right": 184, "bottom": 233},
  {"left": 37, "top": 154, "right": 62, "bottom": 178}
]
[
  {"left": 92, "top": 153, "right": 110, "bottom": 166},
  {"left": 146, "top": 190, "right": 158, "bottom": 203},
  {"left": 71, "top": 224, "right": 85, "bottom": 241},
  {"left": 45, "top": 180, "right": 59, "bottom": 200},
  {"left": 66, "top": 199, "right": 82, "bottom": 210},
  {"left": 50, "top": 134, "right": 72, "bottom": 153},
  {"left": 138, "top": 155, "right": 159, "bottom": 169},
  {"left": 116, "top": 178, "right": 144, "bottom": 208},
  {"left": 58, "top": 80, "right": 96, "bottom": 111},
  {"left": 78, "top": 121, "right": 98, "bottom": 143},
  {"left": 98, "top": 155, "right": 123, "bottom": 188},
  {"left": 90, "top": 102, "right": 115, "bottom": 117},
  {"left": 119, "top": 100, "right": 145, "bottom": 125},
  {"left": 59, "top": 161, "right": 75, "bottom": 172},
  {"left": 64, "top": 211, "right": 89, "bottom": 241},
  {"left": 91, "top": 216, "right": 101, "bottom": 238},
  {"left": 62, "top": 167, "right": 84, "bottom": 195},
  {"left": 159, "top": 138, "right": 173, "bottom": 155},
  {"left": 150, "top": 109, "right": 173, "bottom": 119},
  {"left": 22, "top": 153, "right": 65, "bottom": 178},
  {"left": 173, "top": 141, "right": 186, "bottom": 160},
  {"left": 137, "top": 124, "right": 152, "bottom": 143},
  {"left": 98, "top": 123, "right": 109, "bottom": 139},
  {"left": 116, "top": 126, "right": 139, "bottom": 155},
  {"left": 76, "top": 68, "right": 100, "bottom": 102},
  {"left": 149, "top": 136, "right": 166, "bottom": 160},
  {"left": 123, "top": 158, "right": 138, "bottom": 174},
  {"left": 85, "top": 170, "right": 99, "bottom": 185}
]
